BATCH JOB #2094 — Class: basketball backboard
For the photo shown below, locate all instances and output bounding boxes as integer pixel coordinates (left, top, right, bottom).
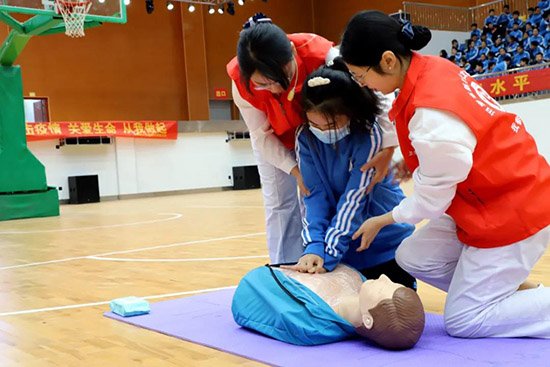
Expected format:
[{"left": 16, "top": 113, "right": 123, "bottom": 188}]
[{"left": 0, "top": 0, "right": 126, "bottom": 24}]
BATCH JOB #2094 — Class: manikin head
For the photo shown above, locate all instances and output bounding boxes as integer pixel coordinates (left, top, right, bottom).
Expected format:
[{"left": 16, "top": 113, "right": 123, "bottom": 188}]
[{"left": 355, "top": 274, "right": 425, "bottom": 350}]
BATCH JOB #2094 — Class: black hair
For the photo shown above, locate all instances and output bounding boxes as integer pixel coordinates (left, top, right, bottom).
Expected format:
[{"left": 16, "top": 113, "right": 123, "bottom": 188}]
[
  {"left": 301, "top": 58, "right": 380, "bottom": 137},
  {"left": 439, "top": 49, "right": 448, "bottom": 58},
  {"left": 531, "top": 40, "right": 540, "bottom": 47},
  {"left": 520, "top": 57, "right": 529, "bottom": 63},
  {"left": 504, "top": 55, "right": 511, "bottom": 62},
  {"left": 528, "top": 7, "right": 534, "bottom": 12},
  {"left": 512, "top": 10, "right": 520, "bottom": 16},
  {"left": 471, "top": 23, "right": 478, "bottom": 27},
  {"left": 503, "top": 4, "right": 509, "bottom": 9},
  {"left": 237, "top": 20, "right": 293, "bottom": 93},
  {"left": 489, "top": 8, "right": 495, "bottom": 12},
  {"left": 488, "top": 51, "right": 495, "bottom": 57},
  {"left": 340, "top": 10, "right": 431, "bottom": 70},
  {"left": 449, "top": 55, "right": 456, "bottom": 62}
]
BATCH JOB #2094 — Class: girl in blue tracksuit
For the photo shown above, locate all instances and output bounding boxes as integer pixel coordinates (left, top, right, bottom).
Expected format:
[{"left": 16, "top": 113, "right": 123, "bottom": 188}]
[{"left": 285, "top": 59, "right": 416, "bottom": 289}]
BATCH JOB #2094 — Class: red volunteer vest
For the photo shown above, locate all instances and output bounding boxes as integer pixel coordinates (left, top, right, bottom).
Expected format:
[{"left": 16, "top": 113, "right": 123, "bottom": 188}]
[
  {"left": 390, "top": 53, "right": 550, "bottom": 248},
  {"left": 227, "top": 33, "right": 334, "bottom": 149}
]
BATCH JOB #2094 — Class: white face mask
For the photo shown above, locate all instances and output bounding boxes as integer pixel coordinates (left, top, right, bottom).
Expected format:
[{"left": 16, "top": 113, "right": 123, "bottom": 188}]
[{"left": 309, "top": 124, "right": 350, "bottom": 144}]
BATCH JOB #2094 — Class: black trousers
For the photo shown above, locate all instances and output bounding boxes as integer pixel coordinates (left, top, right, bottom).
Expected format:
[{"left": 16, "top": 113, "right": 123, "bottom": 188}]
[{"left": 360, "top": 259, "right": 417, "bottom": 291}]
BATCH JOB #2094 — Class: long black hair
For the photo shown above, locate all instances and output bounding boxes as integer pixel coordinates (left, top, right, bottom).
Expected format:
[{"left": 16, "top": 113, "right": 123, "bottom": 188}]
[
  {"left": 237, "top": 14, "right": 293, "bottom": 92},
  {"left": 301, "top": 58, "right": 380, "bottom": 136},
  {"left": 340, "top": 11, "right": 431, "bottom": 71}
]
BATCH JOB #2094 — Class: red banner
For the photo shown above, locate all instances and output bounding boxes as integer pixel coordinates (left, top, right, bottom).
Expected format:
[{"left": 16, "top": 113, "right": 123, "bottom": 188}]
[
  {"left": 26, "top": 121, "right": 178, "bottom": 141},
  {"left": 476, "top": 67, "right": 550, "bottom": 98}
]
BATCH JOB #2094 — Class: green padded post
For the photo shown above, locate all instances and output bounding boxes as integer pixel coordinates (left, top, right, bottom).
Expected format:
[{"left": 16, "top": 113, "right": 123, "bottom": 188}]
[
  {"left": 0, "top": 8, "right": 121, "bottom": 221},
  {"left": 0, "top": 65, "right": 59, "bottom": 220}
]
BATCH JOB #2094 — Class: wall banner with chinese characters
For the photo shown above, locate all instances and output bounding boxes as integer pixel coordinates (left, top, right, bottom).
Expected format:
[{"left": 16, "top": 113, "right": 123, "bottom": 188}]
[
  {"left": 476, "top": 68, "right": 550, "bottom": 98},
  {"left": 26, "top": 121, "right": 178, "bottom": 141}
]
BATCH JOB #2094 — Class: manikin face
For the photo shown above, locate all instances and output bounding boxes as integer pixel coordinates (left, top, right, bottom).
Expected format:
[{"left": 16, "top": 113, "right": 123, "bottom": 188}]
[
  {"left": 250, "top": 58, "right": 295, "bottom": 95},
  {"left": 359, "top": 274, "right": 403, "bottom": 329},
  {"left": 306, "top": 111, "right": 350, "bottom": 131}
]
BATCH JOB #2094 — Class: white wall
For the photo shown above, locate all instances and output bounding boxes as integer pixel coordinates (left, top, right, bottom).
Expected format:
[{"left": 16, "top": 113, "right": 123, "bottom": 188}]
[
  {"left": 420, "top": 30, "right": 470, "bottom": 56},
  {"left": 503, "top": 99, "right": 550, "bottom": 160},
  {"left": 28, "top": 97, "right": 549, "bottom": 201},
  {"left": 29, "top": 132, "right": 257, "bottom": 200}
]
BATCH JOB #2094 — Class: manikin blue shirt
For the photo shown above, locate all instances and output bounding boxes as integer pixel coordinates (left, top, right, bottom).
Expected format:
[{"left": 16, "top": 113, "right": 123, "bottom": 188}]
[
  {"left": 296, "top": 123, "right": 414, "bottom": 272},
  {"left": 232, "top": 266, "right": 358, "bottom": 345}
]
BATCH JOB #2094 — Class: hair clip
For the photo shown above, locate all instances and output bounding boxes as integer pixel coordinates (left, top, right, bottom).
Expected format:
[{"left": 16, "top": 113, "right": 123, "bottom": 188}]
[
  {"left": 400, "top": 19, "right": 415, "bottom": 40},
  {"left": 243, "top": 12, "right": 273, "bottom": 29},
  {"left": 307, "top": 77, "right": 331, "bottom": 87}
]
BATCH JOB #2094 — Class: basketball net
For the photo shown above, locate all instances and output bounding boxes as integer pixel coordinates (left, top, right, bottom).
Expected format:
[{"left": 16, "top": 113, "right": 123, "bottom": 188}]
[{"left": 55, "top": 0, "right": 92, "bottom": 38}]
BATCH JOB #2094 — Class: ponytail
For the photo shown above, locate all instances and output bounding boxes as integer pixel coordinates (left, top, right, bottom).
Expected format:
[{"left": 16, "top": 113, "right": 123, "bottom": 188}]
[{"left": 341, "top": 10, "right": 431, "bottom": 67}]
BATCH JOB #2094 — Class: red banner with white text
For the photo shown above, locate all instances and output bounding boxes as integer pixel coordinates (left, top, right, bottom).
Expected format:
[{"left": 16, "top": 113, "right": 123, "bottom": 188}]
[
  {"left": 476, "top": 67, "right": 550, "bottom": 98},
  {"left": 26, "top": 121, "right": 178, "bottom": 141}
]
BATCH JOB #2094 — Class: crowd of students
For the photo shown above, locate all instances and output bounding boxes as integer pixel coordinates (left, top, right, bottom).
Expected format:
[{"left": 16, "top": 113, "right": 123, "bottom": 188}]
[{"left": 440, "top": 3, "right": 550, "bottom": 74}]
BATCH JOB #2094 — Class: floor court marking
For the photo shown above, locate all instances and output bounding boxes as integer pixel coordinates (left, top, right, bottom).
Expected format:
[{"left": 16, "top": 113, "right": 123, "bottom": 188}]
[
  {"left": 0, "top": 212, "right": 183, "bottom": 234},
  {"left": 88, "top": 255, "right": 268, "bottom": 262},
  {"left": 0, "top": 285, "right": 237, "bottom": 317},
  {"left": 0, "top": 232, "right": 266, "bottom": 270}
]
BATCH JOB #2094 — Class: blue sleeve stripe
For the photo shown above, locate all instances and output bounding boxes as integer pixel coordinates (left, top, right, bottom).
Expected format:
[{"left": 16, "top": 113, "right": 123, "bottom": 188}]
[{"left": 324, "top": 125, "right": 382, "bottom": 256}]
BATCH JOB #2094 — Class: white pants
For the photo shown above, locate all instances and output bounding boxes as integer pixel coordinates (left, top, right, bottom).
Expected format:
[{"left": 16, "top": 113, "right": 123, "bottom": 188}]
[
  {"left": 396, "top": 215, "right": 550, "bottom": 338},
  {"left": 253, "top": 150, "right": 304, "bottom": 264}
]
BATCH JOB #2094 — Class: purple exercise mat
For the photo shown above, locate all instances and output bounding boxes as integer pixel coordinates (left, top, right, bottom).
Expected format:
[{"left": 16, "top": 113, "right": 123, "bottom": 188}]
[{"left": 105, "top": 288, "right": 550, "bottom": 367}]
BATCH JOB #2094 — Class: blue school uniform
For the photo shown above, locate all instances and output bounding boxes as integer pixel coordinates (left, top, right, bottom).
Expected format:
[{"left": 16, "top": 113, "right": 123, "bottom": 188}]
[
  {"left": 493, "top": 60, "right": 508, "bottom": 72},
  {"left": 509, "top": 29, "right": 523, "bottom": 41},
  {"left": 512, "top": 51, "right": 531, "bottom": 66},
  {"left": 296, "top": 123, "right": 414, "bottom": 273},
  {"left": 466, "top": 47, "right": 479, "bottom": 62},
  {"left": 485, "top": 14, "right": 498, "bottom": 26}
]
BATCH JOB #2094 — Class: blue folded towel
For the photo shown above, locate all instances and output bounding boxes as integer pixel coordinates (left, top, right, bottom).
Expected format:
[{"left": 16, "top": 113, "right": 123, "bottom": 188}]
[{"left": 110, "top": 296, "right": 150, "bottom": 317}]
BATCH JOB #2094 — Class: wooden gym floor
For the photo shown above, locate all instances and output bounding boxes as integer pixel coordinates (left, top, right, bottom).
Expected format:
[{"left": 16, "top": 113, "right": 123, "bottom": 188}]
[{"left": 0, "top": 185, "right": 549, "bottom": 366}]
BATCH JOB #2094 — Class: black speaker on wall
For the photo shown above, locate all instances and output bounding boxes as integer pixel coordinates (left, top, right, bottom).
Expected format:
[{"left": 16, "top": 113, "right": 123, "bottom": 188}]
[
  {"left": 68, "top": 175, "right": 100, "bottom": 204},
  {"left": 232, "top": 165, "right": 261, "bottom": 190}
]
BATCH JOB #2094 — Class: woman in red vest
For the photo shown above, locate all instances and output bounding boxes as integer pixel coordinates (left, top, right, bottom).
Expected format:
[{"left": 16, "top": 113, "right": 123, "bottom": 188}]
[
  {"left": 342, "top": 10, "right": 550, "bottom": 338},
  {"left": 227, "top": 14, "right": 396, "bottom": 264}
]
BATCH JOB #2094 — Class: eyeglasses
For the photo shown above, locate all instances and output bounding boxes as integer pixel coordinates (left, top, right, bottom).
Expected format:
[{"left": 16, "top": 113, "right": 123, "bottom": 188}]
[
  {"left": 350, "top": 66, "right": 371, "bottom": 85},
  {"left": 251, "top": 57, "right": 296, "bottom": 91},
  {"left": 252, "top": 80, "right": 281, "bottom": 91}
]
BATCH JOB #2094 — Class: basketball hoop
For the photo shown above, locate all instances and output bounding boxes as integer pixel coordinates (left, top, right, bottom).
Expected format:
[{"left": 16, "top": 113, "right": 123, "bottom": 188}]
[{"left": 55, "top": 0, "right": 92, "bottom": 38}]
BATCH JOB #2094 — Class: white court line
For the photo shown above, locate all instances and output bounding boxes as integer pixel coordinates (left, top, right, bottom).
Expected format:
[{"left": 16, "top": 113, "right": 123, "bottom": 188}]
[
  {"left": 0, "top": 285, "right": 237, "bottom": 317},
  {"left": 88, "top": 255, "right": 268, "bottom": 262},
  {"left": 0, "top": 232, "right": 266, "bottom": 270},
  {"left": 181, "top": 205, "right": 264, "bottom": 209},
  {"left": 0, "top": 212, "right": 183, "bottom": 234}
]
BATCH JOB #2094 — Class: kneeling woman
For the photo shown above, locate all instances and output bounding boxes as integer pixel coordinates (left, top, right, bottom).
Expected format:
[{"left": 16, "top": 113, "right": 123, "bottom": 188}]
[{"left": 287, "top": 60, "right": 415, "bottom": 288}]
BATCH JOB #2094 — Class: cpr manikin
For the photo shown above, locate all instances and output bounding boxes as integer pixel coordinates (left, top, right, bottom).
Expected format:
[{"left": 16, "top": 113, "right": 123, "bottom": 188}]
[{"left": 232, "top": 264, "right": 425, "bottom": 350}]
